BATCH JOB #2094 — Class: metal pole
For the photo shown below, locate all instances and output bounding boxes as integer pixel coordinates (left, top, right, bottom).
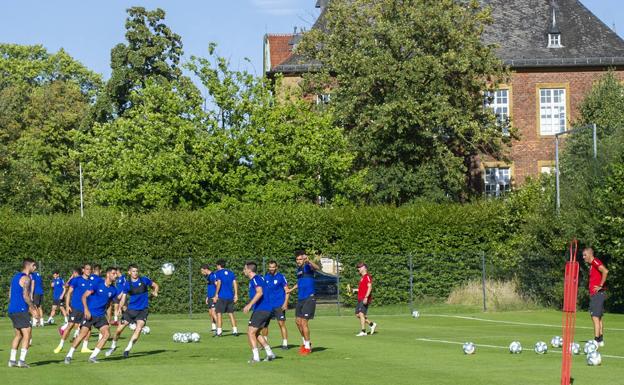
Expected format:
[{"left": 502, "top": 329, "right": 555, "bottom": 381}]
[
  {"left": 593, "top": 123, "right": 597, "bottom": 159},
  {"left": 262, "top": 256, "right": 266, "bottom": 276},
  {"left": 409, "top": 254, "right": 414, "bottom": 314},
  {"left": 555, "top": 136, "right": 560, "bottom": 213},
  {"left": 336, "top": 256, "right": 341, "bottom": 316},
  {"left": 481, "top": 252, "right": 487, "bottom": 312},
  {"left": 188, "top": 257, "right": 193, "bottom": 318},
  {"left": 79, "top": 162, "right": 84, "bottom": 218}
]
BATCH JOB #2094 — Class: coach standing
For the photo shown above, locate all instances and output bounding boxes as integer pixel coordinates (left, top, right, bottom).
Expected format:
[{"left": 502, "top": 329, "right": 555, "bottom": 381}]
[{"left": 582, "top": 247, "right": 608, "bottom": 347}]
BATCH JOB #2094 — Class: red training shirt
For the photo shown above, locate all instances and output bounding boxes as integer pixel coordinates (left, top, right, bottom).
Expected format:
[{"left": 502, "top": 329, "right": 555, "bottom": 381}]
[
  {"left": 358, "top": 274, "right": 372, "bottom": 302},
  {"left": 588, "top": 257, "right": 605, "bottom": 296}
]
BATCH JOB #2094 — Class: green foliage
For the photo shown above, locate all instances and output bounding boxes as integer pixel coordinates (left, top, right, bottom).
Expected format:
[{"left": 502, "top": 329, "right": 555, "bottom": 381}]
[{"left": 297, "top": 0, "right": 510, "bottom": 203}]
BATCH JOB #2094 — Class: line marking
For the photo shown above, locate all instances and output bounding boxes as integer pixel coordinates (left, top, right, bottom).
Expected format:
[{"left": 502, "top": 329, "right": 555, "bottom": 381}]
[{"left": 416, "top": 338, "right": 624, "bottom": 359}]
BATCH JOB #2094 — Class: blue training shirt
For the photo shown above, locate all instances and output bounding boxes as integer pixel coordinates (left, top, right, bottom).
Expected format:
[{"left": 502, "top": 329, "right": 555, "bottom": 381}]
[
  {"left": 89, "top": 273, "right": 104, "bottom": 286},
  {"left": 9, "top": 273, "right": 28, "bottom": 314},
  {"left": 122, "top": 276, "right": 152, "bottom": 311},
  {"left": 296, "top": 263, "right": 315, "bottom": 300},
  {"left": 86, "top": 281, "right": 118, "bottom": 317},
  {"left": 206, "top": 272, "right": 217, "bottom": 298},
  {"left": 248, "top": 275, "right": 272, "bottom": 312},
  {"left": 70, "top": 276, "right": 91, "bottom": 312},
  {"left": 116, "top": 275, "right": 126, "bottom": 289},
  {"left": 52, "top": 277, "right": 65, "bottom": 300},
  {"left": 215, "top": 269, "right": 236, "bottom": 300},
  {"left": 264, "top": 272, "right": 288, "bottom": 309},
  {"left": 31, "top": 272, "right": 44, "bottom": 295}
]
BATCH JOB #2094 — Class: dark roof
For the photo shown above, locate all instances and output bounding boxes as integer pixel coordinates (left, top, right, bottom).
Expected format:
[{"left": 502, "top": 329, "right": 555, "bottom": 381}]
[{"left": 268, "top": 0, "right": 624, "bottom": 75}]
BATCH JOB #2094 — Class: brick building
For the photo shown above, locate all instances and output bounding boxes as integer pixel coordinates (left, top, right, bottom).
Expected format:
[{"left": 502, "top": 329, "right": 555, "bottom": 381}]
[{"left": 264, "top": 0, "right": 624, "bottom": 196}]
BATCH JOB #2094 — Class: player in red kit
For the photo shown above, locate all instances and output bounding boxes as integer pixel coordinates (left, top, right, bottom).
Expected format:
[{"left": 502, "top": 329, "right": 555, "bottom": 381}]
[
  {"left": 354, "top": 262, "right": 377, "bottom": 336},
  {"left": 582, "top": 247, "right": 608, "bottom": 347}
]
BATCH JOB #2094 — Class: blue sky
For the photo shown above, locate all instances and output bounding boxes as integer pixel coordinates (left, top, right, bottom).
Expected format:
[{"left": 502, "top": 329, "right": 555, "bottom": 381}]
[{"left": 0, "top": 0, "right": 622, "bottom": 79}]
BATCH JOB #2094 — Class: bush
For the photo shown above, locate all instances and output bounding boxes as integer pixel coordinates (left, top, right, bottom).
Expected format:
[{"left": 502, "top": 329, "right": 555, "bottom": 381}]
[{"left": 446, "top": 279, "right": 536, "bottom": 312}]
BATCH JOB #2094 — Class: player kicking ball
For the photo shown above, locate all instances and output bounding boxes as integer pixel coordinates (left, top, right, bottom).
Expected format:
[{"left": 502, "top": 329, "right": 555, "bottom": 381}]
[
  {"left": 354, "top": 262, "right": 377, "bottom": 336},
  {"left": 106, "top": 264, "right": 159, "bottom": 358},
  {"left": 242, "top": 261, "right": 276, "bottom": 363},
  {"left": 64, "top": 267, "right": 120, "bottom": 364}
]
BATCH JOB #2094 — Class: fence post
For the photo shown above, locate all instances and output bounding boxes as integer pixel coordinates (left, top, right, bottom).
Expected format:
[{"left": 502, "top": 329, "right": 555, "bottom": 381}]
[
  {"left": 409, "top": 254, "right": 413, "bottom": 314},
  {"left": 336, "top": 255, "right": 341, "bottom": 316},
  {"left": 481, "top": 251, "right": 487, "bottom": 312},
  {"left": 262, "top": 256, "right": 266, "bottom": 276},
  {"left": 188, "top": 257, "right": 193, "bottom": 318}
]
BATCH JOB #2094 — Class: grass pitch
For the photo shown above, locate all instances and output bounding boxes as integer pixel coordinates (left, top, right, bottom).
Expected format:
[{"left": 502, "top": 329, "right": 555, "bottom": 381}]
[{"left": 1, "top": 304, "right": 622, "bottom": 385}]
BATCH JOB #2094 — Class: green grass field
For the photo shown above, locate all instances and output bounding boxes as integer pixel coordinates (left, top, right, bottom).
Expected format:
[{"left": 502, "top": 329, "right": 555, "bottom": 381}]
[{"left": 1, "top": 304, "right": 622, "bottom": 385}]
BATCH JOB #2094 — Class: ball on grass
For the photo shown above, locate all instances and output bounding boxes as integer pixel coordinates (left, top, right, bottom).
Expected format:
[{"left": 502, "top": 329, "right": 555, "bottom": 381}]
[
  {"left": 411, "top": 310, "right": 420, "bottom": 318},
  {"left": 587, "top": 351, "right": 602, "bottom": 366},
  {"left": 550, "top": 336, "right": 563, "bottom": 348},
  {"left": 584, "top": 340, "right": 598, "bottom": 355},
  {"left": 534, "top": 341, "right": 548, "bottom": 354},
  {"left": 141, "top": 325, "right": 151, "bottom": 335},
  {"left": 462, "top": 342, "right": 476, "bottom": 355},
  {"left": 509, "top": 341, "right": 522, "bottom": 354}
]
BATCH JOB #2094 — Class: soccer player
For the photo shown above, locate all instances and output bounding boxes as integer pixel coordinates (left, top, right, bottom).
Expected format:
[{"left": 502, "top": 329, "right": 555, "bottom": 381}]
[
  {"left": 106, "top": 264, "right": 159, "bottom": 358},
  {"left": 48, "top": 270, "right": 67, "bottom": 325},
  {"left": 64, "top": 267, "right": 120, "bottom": 364},
  {"left": 286, "top": 250, "right": 319, "bottom": 356},
  {"left": 7, "top": 258, "right": 37, "bottom": 368},
  {"left": 261, "top": 260, "right": 290, "bottom": 349},
  {"left": 200, "top": 264, "right": 218, "bottom": 334},
  {"left": 242, "top": 261, "right": 276, "bottom": 363},
  {"left": 54, "top": 264, "right": 93, "bottom": 354},
  {"left": 582, "top": 247, "right": 609, "bottom": 347},
  {"left": 90, "top": 264, "right": 104, "bottom": 285},
  {"left": 354, "top": 262, "right": 377, "bottom": 336},
  {"left": 111, "top": 267, "right": 127, "bottom": 325},
  {"left": 30, "top": 262, "right": 45, "bottom": 327},
  {"left": 212, "top": 259, "right": 239, "bottom": 337}
]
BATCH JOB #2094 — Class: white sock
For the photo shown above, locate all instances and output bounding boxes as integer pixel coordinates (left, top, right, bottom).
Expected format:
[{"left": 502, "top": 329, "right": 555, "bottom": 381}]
[
  {"left": 90, "top": 348, "right": 101, "bottom": 359},
  {"left": 217, "top": 328, "right": 222, "bottom": 335},
  {"left": 82, "top": 340, "right": 89, "bottom": 350},
  {"left": 10, "top": 349, "right": 17, "bottom": 361},
  {"left": 282, "top": 339, "right": 288, "bottom": 346},
  {"left": 67, "top": 347, "right": 75, "bottom": 358},
  {"left": 57, "top": 339, "right": 65, "bottom": 348},
  {"left": 64, "top": 316, "right": 68, "bottom": 323},
  {"left": 39, "top": 319, "right": 44, "bottom": 326},
  {"left": 264, "top": 345, "right": 274, "bottom": 356},
  {"left": 32, "top": 318, "right": 36, "bottom": 325},
  {"left": 19, "top": 349, "right": 28, "bottom": 361},
  {"left": 47, "top": 316, "right": 53, "bottom": 322},
  {"left": 114, "top": 315, "right": 118, "bottom": 322},
  {"left": 304, "top": 340, "right": 311, "bottom": 349},
  {"left": 211, "top": 323, "right": 216, "bottom": 330},
  {"left": 110, "top": 340, "right": 117, "bottom": 349},
  {"left": 98, "top": 333, "right": 103, "bottom": 341},
  {"left": 73, "top": 329, "right": 79, "bottom": 339},
  {"left": 125, "top": 339, "right": 134, "bottom": 352},
  {"left": 60, "top": 324, "right": 67, "bottom": 332},
  {"left": 252, "top": 348, "right": 260, "bottom": 361},
  {"left": 232, "top": 327, "right": 238, "bottom": 334}
]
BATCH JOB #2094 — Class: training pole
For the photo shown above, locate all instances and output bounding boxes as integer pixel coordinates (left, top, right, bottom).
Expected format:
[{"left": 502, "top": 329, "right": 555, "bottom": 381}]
[{"left": 561, "top": 239, "right": 580, "bottom": 385}]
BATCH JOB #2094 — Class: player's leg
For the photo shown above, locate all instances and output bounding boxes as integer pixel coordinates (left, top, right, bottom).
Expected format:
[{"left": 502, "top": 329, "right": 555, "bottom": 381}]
[
  {"left": 124, "top": 318, "right": 145, "bottom": 357},
  {"left": 356, "top": 312, "right": 367, "bottom": 336},
  {"left": 54, "top": 321, "right": 76, "bottom": 353},
  {"left": 48, "top": 304, "right": 57, "bottom": 323},
  {"left": 18, "top": 327, "right": 32, "bottom": 367},
  {"left": 105, "top": 321, "right": 127, "bottom": 356},
  {"left": 80, "top": 329, "right": 93, "bottom": 353},
  {"left": 209, "top": 307, "right": 217, "bottom": 333},
  {"left": 38, "top": 304, "right": 44, "bottom": 327},
  {"left": 228, "top": 302, "right": 238, "bottom": 335},
  {"left": 247, "top": 325, "right": 261, "bottom": 362},
  {"left": 64, "top": 325, "right": 90, "bottom": 363},
  {"left": 215, "top": 299, "right": 224, "bottom": 336},
  {"left": 278, "top": 319, "right": 288, "bottom": 348},
  {"left": 89, "top": 323, "right": 110, "bottom": 362},
  {"left": 9, "top": 328, "right": 22, "bottom": 366}
]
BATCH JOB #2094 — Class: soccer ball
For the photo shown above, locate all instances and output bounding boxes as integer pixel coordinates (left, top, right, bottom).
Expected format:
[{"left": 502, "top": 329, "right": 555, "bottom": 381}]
[
  {"left": 584, "top": 340, "right": 598, "bottom": 355},
  {"left": 180, "top": 334, "right": 189, "bottom": 343},
  {"left": 141, "top": 326, "right": 151, "bottom": 335},
  {"left": 509, "top": 341, "right": 522, "bottom": 354},
  {"left": 191, "top": 332, "right": 201, "bottom": 343},
  {"left": 128, "top": 323, "right": 137, "bottom": 331},
  {"left": 173, "top": 333, "right": 181, "bottom": 342},
  {"left": 534, "top": 341, "right": 548, "bottom": 354},
  {"left": 411, "top": 310, "right": 420, "bottom": 318},
  {"left": 550, "top": 336, "right": 563, "bottom": 348},
  {"left": 587, "top": 351, "right": 602, "bottom": 366},
  {"left": 161, "top": 262, "right": 175, "bottom": 276},
  {"left": 570, "top": 342, "right": 581, "bottom": 355},
  {"left": 462, "top": 342, "right": 476, "bottom": 355}
]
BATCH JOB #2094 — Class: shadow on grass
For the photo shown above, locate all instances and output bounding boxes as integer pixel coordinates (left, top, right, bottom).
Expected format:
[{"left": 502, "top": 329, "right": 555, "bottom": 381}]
[{"left": 104, "top": 349, "right": 169, "bottom": 361}]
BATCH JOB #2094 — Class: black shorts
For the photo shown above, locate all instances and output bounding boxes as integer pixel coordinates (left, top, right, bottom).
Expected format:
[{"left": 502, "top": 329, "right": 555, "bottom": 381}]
[
  {"left": 9, "top": 312, "right": 31, "bottom": 329},
  {"left": 355, "top": 301, "right": 369, "bottom": 315},
  {"left": 207, "top": 298, "right": 216, "bottom": 309},
  {"left": 33, "top": 294, "right": 43, "bottom": 306},
  {"left": 589, "top": 291, "right": 606, "bottom": 318},
  {"left": 69, "top": 310, "right": 85, "bottom": 324},
  {"left": 271, "top": 307, "right": 286, "bottom": 321},
  {"left": 123, "top": 309, "right": 149, "bottom": 323},
  {"left": 81, "top": 316, "right": 109, "bottom": 330},
  {"left": 53, "top": 298, "right": 65, "bottom": 307},
  {"left": 295, "top": 297, "right": 316, "bottom": 320},
  {"left": 215, "top": 298, "right": 234, "bottom": 314},
  {"left": 249, "top": 311, "right": 272, "bottom": 329}
]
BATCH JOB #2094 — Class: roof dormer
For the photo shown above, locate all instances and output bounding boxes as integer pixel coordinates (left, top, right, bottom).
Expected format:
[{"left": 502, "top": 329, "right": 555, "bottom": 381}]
[{"left": 548, "top": 2, "right": 563, "bottom": 48}]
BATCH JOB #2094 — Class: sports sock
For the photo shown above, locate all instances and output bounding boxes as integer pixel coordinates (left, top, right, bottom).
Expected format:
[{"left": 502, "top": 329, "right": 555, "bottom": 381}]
[
  {"left": 114, "top": 315, "right": 118, "bottom": 322},
  {"left": 232, "top": 327, "right": 238, "bottom": 334},
  {"left": 217, "top": 328, "right": 222, "bottom": 335},
  {"left": 19, "top": 349, "right": 28, "bottom": 361},
  {"left": 32, "top": 318, "right": 36, "bottom": 326},
  {"left": 264, "top": 345, "right": 274, "bottom": 356},
  {"left": 252, "top": 348, "right": 260, "bottom": 361},
  {"left": 304, "top": 340, "right": 311, "bottom": 349},
  {"left": 110, "top": 340, "right": 117, "bottom": 349},
  {"left": 125, "top": 339, "right": 134, "bottom": 352},
  {"left": 211, "top": 322, "right": 216, "bottom": 330},
  {"left": 47, "top": 316, "right": 54, "bottom": 322},
  {"left": 57, "top": 339, "right": 65, "bottom": 348},
  {"left": 64, "top": 316, "right": 68, "bottom": 323},
  {"left": 67, "top": 347, "right": 76, "bottom": 358},
  {"left": 39, "top": 319, "right": 44, "bottom": 326},
  {"left": 90, "top": 348, "right": 101, "bottom": 359},
  {"left": 282, "top": 339, "right": 288, "bottom": 346},
  {"left": 73, "top": 329, "right": 79, "bottom": 339},
  {"left": 361, "top": 329, "right": 366, "bottom": 333},
  {"left": 10, "top": 349, "right": 17, "bottom": 361},
  {"left": 82, "top": 340, "right": 89, "bottom": 350}
]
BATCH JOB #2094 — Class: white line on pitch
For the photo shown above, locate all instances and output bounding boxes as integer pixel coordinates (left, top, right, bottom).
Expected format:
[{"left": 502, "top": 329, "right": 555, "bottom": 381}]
[
  {"left": 425, "top": 314, "right": 624, "bottom": 332},
  {"left": 416, "top": 338, "right": 624, "bottom": 359}
]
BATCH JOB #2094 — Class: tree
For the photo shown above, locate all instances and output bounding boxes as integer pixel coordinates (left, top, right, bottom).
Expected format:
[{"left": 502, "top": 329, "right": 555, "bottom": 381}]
[{"left": 297, "top": 0, "right": 510, "bottom": 204}]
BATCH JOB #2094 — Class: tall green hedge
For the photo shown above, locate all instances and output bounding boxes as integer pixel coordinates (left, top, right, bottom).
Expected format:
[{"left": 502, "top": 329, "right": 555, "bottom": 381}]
[{"left": 0, "top": 203, "right": 513, "bottom": 314}]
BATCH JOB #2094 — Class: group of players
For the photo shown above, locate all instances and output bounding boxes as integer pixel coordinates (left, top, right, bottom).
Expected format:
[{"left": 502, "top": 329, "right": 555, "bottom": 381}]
[{"left": 6, "top": 249, "right": 378, "bottom": 366}]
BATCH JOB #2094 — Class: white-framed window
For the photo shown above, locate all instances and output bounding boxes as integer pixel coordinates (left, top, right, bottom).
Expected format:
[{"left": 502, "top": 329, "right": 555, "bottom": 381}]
[
  {"left": 548, "top": 33, "right": 562, "bottom": 48},
  {"left": 484, "top": 167, "right": 511, "bottom": 197},
  {"left": 539, "top": 88, "right": 566, "bottom": 135},
  {"left": 316, "top": 94, "right": 331, "bottom": 105},
  {"left": 485, "top": 89, "right": 510, "bottom": 135},
  {"left": 540, "top": 166, "right": 554, "bottom": 175}
]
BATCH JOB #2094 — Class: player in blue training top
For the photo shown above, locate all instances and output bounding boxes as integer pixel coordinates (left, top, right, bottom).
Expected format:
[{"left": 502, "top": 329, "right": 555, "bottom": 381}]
[
  {"left": 64, "top": 267, "right": 121, "bottom": 364},
  {"left": 57, "top": 268, "right": 80, "bottom": 336},
  {"left": 29, "top": 262, "right": 45, "bottom": 327},
  {"left": 89, "top": 264, "right": 104, "bottom": 285},
  {"left": 200, "top": 264, "right": 218, "bottom": 334},
  {"left": 212, "top": 259, "right": 239, "bottom": 337},
  {"left": 243, "top": 261, "right": 276, "bottom": 363},
  {"left": 111, "top": 267, "right": 127, "bottom": 325},
  {"left": 261, "top": 260, "right": 290, "bottom": 350},
  {"left": 107, "top": 264, "right": 159, "bottom": 358},
  {"left": 287, "top": 250, "right": 319, "bottom": 356},
  {"left": 7, "top": 258, "right": 37, "bottom": 368},
  {"left": 54, "top": 263, "right": 93, "bottom": 354},
  {"left": 47, "top": 270, "right": 67, "bottom": 325}
]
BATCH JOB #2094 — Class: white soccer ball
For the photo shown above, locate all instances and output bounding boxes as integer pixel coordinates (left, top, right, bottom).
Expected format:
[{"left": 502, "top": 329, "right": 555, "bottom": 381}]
[
  {"left": 570, "top": 342, "right": 581, "bottom": 355},
  {"left": 141, "top": 326, "right": 151, "bottom": 335},
  {"left": 180, "top": 334, "right": 189, "bottom": 343},
  {"left": 161, "top": 262, "right": 175, "bottom": 276},
  {"left": 584, "top": 340, "right": 598, "bottom": 355},
  {"left": 509, "top": 341, "right": 522, "bottom": 354},
  {"left": 550, "top": 336, "right": 563, "bottom": 348},
  {"left": 173, "top": 333, "right": 181, "bottom": 342},
  {"left": 191, "top": 332, "right": 201, "bottom": 343},
  {"left": 462, "top": 342, "right": 476, "bottom": 355},
  {"left": 411, "top": 310, "right": 420, "bottom": 318},
  {"left": 534, "top": 341, "right": 548, "bottom": 354},
  {"left": 587, "top": 351, "right": 602, "bottom": 366},
  {"left": 128, "top": 323, "right": 137, "bottom": 331}
]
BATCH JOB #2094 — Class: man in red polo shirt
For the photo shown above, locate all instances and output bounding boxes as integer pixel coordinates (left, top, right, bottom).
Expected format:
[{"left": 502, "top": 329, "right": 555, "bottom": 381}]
[
  {"left": 354, "top": 262, "right": 377, "bottom": 337},
  {"left": 582, "top": 247, "right": 609, "bottom": 347}
]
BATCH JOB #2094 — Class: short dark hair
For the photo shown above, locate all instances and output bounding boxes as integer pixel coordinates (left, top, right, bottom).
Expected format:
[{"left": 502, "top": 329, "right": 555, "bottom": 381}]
[
  {"left": 583, "top": 247, "right": 594, "bottom": 256},
  {"left": 128, "top": 264, "right": 138, "bottom": 270},
  {"left": 268, "top": 260, "right": 278, "bottom": 266},
  {"left": 200, "top": 264, "right": 211, "bottom": 270},
  {"left": 73, "top": 266, "right": 82, "bottom": 274},
  {"left": 93, "top": 264, "right": 102, "bottom": 271},
  {"left": 52, "top": 270, "right": 60, "bottom": 275},
  {"left": 83, "top": 263, "right": 92, "bottom": 269},
  {"left": 294, "top": 249, "right": 306, "bottom": 257},
  {"left": 216, "top": 259, "right": 226, "bottom": 268},
  {"left": 106, "top": 266, "right": 116, "bottom": 273},
  {"left": 22, "top": 258, "right": 35, "bottom": 269},
  {"left": 245, "top": 261, "right": 258, "bottom": 273}
]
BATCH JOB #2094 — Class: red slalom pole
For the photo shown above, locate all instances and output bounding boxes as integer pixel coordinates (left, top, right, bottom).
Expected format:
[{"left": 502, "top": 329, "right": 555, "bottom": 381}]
[{"left": 561, "top": 239, "right": 579, "bottom": 385}]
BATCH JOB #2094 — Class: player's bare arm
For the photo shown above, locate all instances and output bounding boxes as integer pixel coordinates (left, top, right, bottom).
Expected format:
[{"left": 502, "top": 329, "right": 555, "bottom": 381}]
[{"left": 243, "top": 286, "right": 263, "bottom": 313}]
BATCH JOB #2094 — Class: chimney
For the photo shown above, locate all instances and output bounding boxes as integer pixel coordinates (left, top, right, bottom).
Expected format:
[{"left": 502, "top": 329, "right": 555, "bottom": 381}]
[{"left": 316, "top": 0, "right": 329, "bottom": 10}]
